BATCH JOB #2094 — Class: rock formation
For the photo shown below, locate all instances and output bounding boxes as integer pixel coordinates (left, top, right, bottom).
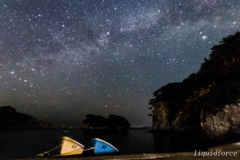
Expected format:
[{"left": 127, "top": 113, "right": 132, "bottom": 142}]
[
  {"left": 82, "top": 114, "right": 131, "bottom": 129},
  {"left": 149, "top": 32, "right": 240, "bottom": 138},
  {"left": 0, "top": 106, "right": 76, "bottom": 129},
  {"left": 200, "top": 102, "right": 240, "bottom": 138},
  {"left": 152, "top": 101, "right": 180, "bottom": 131}
]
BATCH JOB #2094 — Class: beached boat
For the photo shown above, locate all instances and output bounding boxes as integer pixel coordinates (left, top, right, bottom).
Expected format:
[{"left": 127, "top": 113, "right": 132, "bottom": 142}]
[
  {"left": 37, "top": 136, "right": 85, "bottom": 157},
  {"left": 89, "top": 138, "right": 119, "bottom": 154},
  {"left": 37, "top": 137, "right": 118, "bottom": 157}
]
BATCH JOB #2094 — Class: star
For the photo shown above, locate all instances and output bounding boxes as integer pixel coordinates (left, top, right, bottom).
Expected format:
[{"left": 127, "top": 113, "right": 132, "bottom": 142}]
[
  {"left": 202, "top": 36, "right": 207, "bottom": 40},
  {"left": 0, "top": 0, "right": 240, "bottom": 127}
]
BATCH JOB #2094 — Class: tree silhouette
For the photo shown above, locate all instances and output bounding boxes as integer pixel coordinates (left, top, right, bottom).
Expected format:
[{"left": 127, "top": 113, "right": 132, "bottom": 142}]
[
  {"left": 82, "top": 114, "right": 130, "bottom": 129},
  {"left": 149, "top": 32, "right": 240, "bottom": 129}
]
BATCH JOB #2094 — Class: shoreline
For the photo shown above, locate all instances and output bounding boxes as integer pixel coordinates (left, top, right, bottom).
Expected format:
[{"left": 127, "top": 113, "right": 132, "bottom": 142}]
[
  {"left": 15, "top": 142, "right": 240, "bottom": 160},
  {"left": 16, "top": 151, "right": 240, "bottom": 160},
  {"left": 3, "top": 130, "right": 240, "bottom": 160}
]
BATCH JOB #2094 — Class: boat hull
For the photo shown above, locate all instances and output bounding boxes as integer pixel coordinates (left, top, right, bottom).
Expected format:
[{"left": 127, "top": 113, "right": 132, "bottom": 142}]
[
  {"left": 89, "top": 138, "right": 119, "bottom": 154},
  {"left": 60, "top": 137, "right": 84, "bottom": 156}
]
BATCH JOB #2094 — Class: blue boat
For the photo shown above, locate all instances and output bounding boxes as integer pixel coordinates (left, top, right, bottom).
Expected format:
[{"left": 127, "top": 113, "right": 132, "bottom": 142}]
[{"left": 89, "top": 138, "right": 119, "bottom": 154}]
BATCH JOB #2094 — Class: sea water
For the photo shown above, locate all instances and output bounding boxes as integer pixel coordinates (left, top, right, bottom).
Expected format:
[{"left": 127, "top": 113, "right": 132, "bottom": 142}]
[{"left": 0, "top": 129, "right": 225, "bottom": 159}]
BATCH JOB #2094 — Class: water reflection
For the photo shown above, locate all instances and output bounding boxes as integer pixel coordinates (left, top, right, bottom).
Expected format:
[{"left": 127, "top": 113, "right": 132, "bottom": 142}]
[
  {"left": 1, "top": 129, "right": 240, "bottom": 159},
  {"left": 152, "top": 131, "right": 209, "bottom": 153}
]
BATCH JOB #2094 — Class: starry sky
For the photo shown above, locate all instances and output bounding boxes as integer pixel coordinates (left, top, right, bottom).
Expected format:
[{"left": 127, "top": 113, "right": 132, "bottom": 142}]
[{"left": 0, "top": 0, "right": 240, "bottom": 126}]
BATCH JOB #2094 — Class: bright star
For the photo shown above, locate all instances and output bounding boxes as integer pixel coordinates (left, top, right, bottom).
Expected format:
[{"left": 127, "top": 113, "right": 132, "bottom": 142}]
[{"left": 202, "top": 36, "right": 207, "bottom": 40}]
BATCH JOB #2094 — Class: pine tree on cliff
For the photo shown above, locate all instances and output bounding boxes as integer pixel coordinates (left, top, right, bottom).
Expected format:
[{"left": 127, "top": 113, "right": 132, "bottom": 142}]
[
  {"left": 197, "top": 32, "right": 240, "bottom": 113},
  {"left": 150, "top": 32, "right": 240, "bottom": 129}
]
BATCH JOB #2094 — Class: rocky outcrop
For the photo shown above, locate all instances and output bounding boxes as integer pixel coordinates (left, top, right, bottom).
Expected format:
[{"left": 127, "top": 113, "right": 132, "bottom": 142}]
[
  {"left": 0, "top": 106, "right": 37, "bottom": 129},
  {"left": 152, "top": 101, "right": 170, "bottom": 130},
  {"left": 152, "top": 102, "right": 181, "bottom": 131},
  {"left": 82, "top": 115, "right": 108, "bottom": 129},
  {"left": 82, "top": 114, "right": 131, "bottom": 129},
  {"left": 0, "top": 106, "right": 76, "bottom": 130},
  {"left": 149, "top": 32, "right": 240, "bottom": 138},
  {"left": 152, "top": 101, "right": 240, "bottom": 137},
  {"left": 201, "top": 102, "right": 240, "bottom": 138}
]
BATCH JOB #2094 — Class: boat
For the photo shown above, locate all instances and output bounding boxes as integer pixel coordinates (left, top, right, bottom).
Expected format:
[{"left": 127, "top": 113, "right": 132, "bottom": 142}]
[
  {"left": 37, "top": 136, "right": 85, "bottom": 157},
  {"left": 89, "top": 138, "right": 119, "bottom": 154},
  {"left": 37, "top": 137, "right": 119, "bottom": 157}
]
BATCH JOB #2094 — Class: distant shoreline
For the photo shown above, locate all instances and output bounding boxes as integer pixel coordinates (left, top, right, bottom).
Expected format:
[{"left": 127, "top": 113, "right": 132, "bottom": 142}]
[{"left": 0, "top": 127, "right": 151, "bottom": 131}]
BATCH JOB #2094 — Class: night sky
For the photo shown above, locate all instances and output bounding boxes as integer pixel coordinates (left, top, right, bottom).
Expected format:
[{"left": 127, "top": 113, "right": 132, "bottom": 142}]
[{"left": 1, "top": 0, "right": 240, "bottom": 126}]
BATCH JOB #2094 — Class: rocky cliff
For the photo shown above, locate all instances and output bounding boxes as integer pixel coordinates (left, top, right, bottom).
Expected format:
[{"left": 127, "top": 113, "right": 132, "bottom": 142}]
[
  {"left": 152, "top": 101, "right": 180, "bottom": 131},
  {"left": 201, "top": 102, "right": 240, "bottom": 138},
  {"left": 149, "top": 32, "right": 240, "bottom": 138}
]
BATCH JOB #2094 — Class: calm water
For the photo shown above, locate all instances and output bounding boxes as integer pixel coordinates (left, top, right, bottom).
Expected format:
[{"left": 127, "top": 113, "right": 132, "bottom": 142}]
[{"left": 0, "top": 129, "right": 228, "bottom": 159}]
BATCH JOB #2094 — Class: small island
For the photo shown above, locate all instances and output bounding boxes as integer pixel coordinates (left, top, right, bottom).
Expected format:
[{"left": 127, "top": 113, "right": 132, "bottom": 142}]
[
  {"left": 0, "top": 106, "right": 76, "bottom": 130},
  {"left": 82, "top": 114, "right": 131, "bottom": 129}
]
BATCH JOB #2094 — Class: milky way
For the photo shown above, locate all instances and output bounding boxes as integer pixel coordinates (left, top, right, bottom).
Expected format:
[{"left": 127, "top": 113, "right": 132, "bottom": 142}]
[{"left": 0, "top": 0, "right": 240, "bottom": 126}]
